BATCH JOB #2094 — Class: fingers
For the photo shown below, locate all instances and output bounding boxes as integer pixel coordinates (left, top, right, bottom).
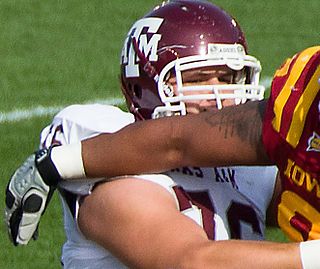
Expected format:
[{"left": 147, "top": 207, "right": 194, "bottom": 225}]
[
  {"left": 5, "top": 186, "right": 48, "bottom": 246},
  {"left": 4, "top": 152, "right": 55, "bottom": 246},
  {"left": 23, "top": 192, "right": 44, "bottom": 213},
  {"left": 32, "top": 226, "right": 39, "bottom": 241},
  {"left": 16, "top": 211, "right": 41, "bottom": 245},
  {"left": 15, "top": 189, "right": 47, "bottom": 245},
  {"left": 5, "top": 183, "right": 15, "bottom": 210},
  {"left": 8, "top": 207, "right": 23, "bottom": 246},
  {"left": 5, "top": 184, "right": 20, "bottom": 245}
]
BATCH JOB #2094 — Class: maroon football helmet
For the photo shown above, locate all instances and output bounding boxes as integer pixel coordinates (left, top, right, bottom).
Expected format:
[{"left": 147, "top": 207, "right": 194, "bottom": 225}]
[{"left": 120, "top": 0, "right": 264, "bottom": 120}]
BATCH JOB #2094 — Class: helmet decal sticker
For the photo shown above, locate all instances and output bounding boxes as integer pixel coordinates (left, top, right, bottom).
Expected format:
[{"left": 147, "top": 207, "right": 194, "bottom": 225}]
[
  {"left": 307, "top": 132, "right": 320, "bottom": 152},
  {"left": 121, "top": 17, "right": 163, "bottom": 78}
]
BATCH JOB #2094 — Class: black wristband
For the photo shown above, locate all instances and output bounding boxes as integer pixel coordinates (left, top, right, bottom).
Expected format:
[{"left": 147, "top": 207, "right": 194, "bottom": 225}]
[{"left": 35, "top": 147, "right": 62, "bottom": 187}]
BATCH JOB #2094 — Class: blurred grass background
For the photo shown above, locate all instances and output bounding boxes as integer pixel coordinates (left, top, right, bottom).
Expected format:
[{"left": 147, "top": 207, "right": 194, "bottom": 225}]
[{"left": 0, "top": 0, "right": 318, "bottom": 268}]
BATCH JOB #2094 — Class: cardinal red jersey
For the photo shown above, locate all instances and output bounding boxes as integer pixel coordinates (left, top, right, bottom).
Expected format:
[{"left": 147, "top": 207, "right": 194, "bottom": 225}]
[{"left": 263, "top": 46, "right": 320, "bottom": 241}]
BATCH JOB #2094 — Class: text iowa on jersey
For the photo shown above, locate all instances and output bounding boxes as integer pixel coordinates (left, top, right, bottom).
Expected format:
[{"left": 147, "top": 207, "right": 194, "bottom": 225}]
[{"left": 284, "top": 158, "right": 320, "bottom": 198}]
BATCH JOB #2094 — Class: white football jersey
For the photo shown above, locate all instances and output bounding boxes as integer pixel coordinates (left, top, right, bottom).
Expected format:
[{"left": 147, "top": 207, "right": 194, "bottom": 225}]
[{"left": 40, "top": 104, "right": 277, "bottom": 269}]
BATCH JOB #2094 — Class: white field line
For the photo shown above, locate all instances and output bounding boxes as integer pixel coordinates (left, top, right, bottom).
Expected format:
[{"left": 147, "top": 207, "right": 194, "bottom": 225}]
[
  {"left": 0, "top": 77, "right": 272, "bottom": 124},
  {"left": 0, "top": 98, "right": 124, "bottom": 124}
]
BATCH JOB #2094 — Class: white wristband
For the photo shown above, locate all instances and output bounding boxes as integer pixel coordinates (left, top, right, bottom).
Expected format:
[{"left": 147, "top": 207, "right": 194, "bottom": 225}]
[
  {"left": 299, "top": 240, "right": 320, "bottom": 269},
  {"left": 51, "top": 142, "right": 86, "bottom": 179}
]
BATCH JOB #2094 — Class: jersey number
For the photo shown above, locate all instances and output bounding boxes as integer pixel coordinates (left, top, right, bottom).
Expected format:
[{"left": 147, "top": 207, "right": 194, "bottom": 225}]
[
  {"left": 278, "top": 190, "right": 320, "bottom": 241},
  {"left": 173, "top": 186, "right": 262, "bottom": 240}
]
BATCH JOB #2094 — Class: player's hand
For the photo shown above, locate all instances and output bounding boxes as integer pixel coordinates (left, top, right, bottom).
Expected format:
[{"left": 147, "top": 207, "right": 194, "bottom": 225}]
[{"left": 4, "top": 148, "right": 61, "bottom": 246}]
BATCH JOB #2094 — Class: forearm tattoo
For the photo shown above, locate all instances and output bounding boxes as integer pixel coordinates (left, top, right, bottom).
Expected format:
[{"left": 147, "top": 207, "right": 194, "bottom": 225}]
[{"left": 203, "top": 100, "right": 266, "bottom": 151}]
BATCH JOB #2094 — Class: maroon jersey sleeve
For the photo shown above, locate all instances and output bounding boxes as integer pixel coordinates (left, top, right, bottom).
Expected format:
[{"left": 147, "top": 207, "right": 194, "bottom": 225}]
[{"left": 262, "top": 46, "right": 320, "bottom": 241}]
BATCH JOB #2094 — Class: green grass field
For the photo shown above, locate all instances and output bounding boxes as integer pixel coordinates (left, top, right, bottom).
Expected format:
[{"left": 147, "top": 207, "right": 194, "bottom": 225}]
[{"left": 0, "top": 0, "right": 318, "bottom": 268}]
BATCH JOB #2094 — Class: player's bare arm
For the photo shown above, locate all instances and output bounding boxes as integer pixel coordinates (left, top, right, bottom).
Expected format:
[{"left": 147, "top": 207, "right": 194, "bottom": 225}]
[
  {"left": 81, "top": 99, "right": 271, "bottom": 178},
  {"left": 78, "top": 177, "right": 302, "bottom": 269}
]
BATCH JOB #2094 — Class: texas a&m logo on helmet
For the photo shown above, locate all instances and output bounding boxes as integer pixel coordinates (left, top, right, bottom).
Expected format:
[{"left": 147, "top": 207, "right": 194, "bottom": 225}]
[{"left": 121, "top": 18, "right": 163, "bottom": 79}]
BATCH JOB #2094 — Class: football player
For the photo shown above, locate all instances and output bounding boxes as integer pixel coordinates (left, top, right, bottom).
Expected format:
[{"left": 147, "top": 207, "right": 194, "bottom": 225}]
[
  {"left": 5, "top": 1, "right": 319, "bottom": 269},
  {"left": 60, "top": 46, "right": 320, "bottom": 268}
]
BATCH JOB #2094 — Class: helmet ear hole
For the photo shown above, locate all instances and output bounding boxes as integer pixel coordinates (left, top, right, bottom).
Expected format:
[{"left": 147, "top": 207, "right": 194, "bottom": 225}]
[
  {"left": 133, "top": 84, "right": 142, "bottom": 99},
  {"left": 126, "top": 83, "right": 142, "bottom": 99}
]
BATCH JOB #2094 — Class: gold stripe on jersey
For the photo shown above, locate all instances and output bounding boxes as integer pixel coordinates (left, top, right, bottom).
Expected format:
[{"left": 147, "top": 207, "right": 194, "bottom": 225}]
[
  {"left": 272, "top": 46, "right": 320, "bottom": 147},
  {"left": 274, "top": 58, "right": 292, "bottom": 78},
  {"left": 286, "top": 64, "right": 320, "bottom": 147}
]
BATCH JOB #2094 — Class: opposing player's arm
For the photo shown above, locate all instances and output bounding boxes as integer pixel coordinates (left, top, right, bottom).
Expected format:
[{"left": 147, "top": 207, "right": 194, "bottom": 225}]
[
  {"left": 78, "top": 177, "right": 305, "bottom": 269},
  {"left": 80, "top": 99, "right": 271, "bottom": 178}
]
